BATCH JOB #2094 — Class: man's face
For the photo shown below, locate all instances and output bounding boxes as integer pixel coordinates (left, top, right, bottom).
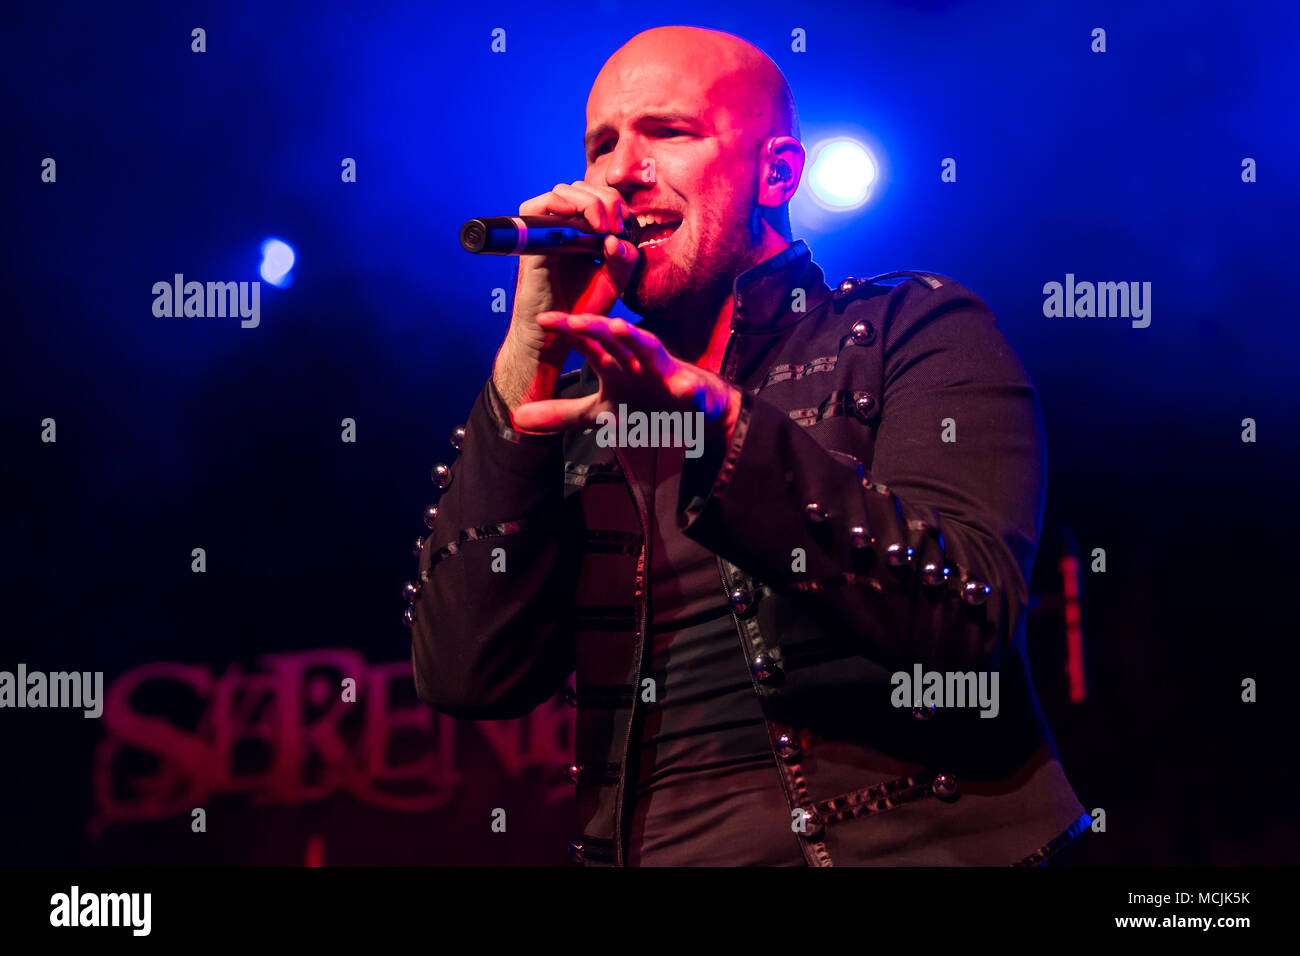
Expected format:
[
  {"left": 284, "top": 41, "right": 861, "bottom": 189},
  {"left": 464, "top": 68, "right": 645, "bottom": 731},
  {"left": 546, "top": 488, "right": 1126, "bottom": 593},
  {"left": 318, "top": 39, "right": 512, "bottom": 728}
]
[{"left": 585, "top": 55, "right": 762, "bottom": 317}]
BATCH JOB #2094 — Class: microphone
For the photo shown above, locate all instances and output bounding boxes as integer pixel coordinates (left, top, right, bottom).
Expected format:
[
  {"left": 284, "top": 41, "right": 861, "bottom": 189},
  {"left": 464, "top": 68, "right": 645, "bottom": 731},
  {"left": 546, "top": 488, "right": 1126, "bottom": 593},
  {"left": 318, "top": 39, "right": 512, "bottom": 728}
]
[{"left": 460, "top": 215, "right": 643, "bottom": 256}]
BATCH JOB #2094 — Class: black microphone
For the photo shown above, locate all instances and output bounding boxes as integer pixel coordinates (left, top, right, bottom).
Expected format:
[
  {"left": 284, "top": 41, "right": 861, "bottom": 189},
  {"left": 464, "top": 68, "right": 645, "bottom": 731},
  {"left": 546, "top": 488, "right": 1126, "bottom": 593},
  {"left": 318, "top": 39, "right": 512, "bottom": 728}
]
[{"left": 460, "top": 215, "right": 643, "bottom": 256}]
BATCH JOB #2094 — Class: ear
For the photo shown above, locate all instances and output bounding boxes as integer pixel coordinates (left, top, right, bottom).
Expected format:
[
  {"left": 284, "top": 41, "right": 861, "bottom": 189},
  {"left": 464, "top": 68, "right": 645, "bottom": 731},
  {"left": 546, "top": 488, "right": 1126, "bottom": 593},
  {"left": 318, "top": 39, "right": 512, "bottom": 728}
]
[{"left": 758, "top": 136, "right": 805, "bottom": 209}]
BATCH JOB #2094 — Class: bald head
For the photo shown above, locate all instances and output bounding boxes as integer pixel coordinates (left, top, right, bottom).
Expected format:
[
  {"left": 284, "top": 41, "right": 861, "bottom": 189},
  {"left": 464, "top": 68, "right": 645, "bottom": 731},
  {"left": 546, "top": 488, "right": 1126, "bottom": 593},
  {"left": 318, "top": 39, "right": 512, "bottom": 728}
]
[
  {"left": 590, "top": 27, "right": 799, "bottom": 149},
  {"left": 584, "top": 27, "right": 805, "bottom": 318}
]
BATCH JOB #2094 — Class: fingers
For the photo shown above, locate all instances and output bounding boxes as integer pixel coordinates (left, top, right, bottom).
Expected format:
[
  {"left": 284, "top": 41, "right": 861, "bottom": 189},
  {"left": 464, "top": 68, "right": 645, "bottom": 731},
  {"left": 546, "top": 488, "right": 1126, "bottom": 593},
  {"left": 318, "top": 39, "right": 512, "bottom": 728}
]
[
  {"left": 567, "top": 181, "right": 629, "bottom": 234},
  {"left": 536, "top": 313, "right": 678, "bottom": 382},
  {"left": 573, "top": 313, "right": 673, "bottom": 377},
  {"left": 550, "top": 183, "right": 615, "bottom": 235},
  {"left": 518, "top": 190, "right": 573, "bottom": 216},
  {"left": 549, "top": 183, "right": 605, "bottom": 233},
  {"left": 536, "top": 312, "right": 637, "bottom": 377},
  {"left": 517, "top": 190, "right": 587, "bottom": 232},
  {"left": 518, "top": 182, "right": 627, "bottom": 236},
  {"left": 615, "top": 321, "right": 673, "bottom": 376},
  {"left": 563, "top": 313, "right": 643, "bottom": 374},
  {"left": 532, "top": 313, "right": 718, "bottom": 419}
]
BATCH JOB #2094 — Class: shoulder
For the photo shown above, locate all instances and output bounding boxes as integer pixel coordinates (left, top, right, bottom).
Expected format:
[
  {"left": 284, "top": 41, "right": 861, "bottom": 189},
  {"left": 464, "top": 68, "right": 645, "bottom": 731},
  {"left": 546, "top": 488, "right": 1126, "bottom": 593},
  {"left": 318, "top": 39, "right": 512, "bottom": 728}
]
[
  {"left": 824, "top": 270, "right": 1032, "bottom": 394},
  {"left": 832, "top": 270, "right": 988, "bottom": 311},
  {"left": 831, "top": 269, "right": 1000, "bottom": 346}
]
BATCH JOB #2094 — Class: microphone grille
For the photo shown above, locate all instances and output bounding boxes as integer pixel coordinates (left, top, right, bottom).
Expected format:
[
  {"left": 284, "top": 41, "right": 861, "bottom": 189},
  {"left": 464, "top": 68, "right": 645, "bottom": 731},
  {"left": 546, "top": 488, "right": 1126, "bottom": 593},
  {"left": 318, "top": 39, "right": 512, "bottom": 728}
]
[
  {"left": 460, "top": 219, "right": 487, "bottom": 253},
  {"left": 618, "top": 216, "right": 643, "bottom": 249}
]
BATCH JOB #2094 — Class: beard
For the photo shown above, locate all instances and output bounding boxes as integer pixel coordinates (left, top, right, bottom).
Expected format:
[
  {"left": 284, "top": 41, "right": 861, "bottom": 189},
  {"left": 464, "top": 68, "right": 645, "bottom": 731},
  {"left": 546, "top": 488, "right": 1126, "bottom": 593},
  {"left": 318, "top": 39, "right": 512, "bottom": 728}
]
[{"left": 622, "top": 194, "right": 763, "bottom": 322}]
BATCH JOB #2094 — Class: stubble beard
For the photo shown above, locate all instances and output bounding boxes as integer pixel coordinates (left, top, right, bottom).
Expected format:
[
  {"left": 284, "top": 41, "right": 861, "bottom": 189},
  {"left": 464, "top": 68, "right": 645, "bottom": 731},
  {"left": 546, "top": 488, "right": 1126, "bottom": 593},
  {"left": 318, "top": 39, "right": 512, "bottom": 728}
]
[{"left": 622, "top": 199, "right": 761, "bottom": 323}]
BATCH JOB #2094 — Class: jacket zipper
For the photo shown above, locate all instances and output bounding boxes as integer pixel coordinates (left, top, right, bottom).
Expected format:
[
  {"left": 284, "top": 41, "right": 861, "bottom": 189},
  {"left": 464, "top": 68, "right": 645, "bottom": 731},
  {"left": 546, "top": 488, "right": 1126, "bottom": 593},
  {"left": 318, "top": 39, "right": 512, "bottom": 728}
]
[
  {"left": 713, "top": 313, "right": 822, "bottom": 867},
  {"left": 611, "top": 443, "right": 651, "bottom": 868}
]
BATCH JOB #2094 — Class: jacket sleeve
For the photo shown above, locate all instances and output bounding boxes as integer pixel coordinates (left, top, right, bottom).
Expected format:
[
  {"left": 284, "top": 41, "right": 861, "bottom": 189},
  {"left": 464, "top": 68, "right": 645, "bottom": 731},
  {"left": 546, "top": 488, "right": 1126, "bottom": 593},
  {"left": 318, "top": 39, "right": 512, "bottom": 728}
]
[
  {"left": 677, "top": 280, "right": 1045, "bottom": 673},
  {"left": 409, "top": 376, "right": 580, "bottom": 719}
]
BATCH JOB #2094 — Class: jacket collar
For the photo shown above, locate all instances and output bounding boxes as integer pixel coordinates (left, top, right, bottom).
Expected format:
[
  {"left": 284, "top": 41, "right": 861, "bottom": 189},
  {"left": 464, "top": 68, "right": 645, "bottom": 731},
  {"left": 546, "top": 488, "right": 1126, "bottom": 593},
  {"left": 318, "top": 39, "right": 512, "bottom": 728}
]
[{"left": 730, "top": 239, "right": 833, "bottom": 333}]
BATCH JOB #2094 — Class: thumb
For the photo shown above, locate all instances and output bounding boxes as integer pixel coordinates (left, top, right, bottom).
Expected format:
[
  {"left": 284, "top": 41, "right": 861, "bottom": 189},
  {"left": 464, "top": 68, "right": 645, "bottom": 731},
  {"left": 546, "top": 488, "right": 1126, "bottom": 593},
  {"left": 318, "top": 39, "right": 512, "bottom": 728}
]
[
  {"left": 512, "top": 391, "right": 604, "bottom": 433},
  {"left": 572, "top": 235, "right": 639, "bottom": 314},
  {"left": 603, "top": 234, "right": 639, "bottom": 291}
]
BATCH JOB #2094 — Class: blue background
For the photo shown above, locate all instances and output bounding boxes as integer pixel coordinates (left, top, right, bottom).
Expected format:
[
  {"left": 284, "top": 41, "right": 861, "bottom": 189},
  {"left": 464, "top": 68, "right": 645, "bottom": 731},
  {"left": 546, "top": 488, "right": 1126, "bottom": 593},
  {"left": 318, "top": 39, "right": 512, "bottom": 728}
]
[{"left": 2, "top": 0, "right": 1298, "bottom": 864}]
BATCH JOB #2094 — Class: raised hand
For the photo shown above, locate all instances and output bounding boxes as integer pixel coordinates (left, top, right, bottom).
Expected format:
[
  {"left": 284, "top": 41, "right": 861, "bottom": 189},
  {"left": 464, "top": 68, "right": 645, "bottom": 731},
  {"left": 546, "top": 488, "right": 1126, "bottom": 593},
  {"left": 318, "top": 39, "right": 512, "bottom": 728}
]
[{"left": 512, "top": 312, "right": 741, "bottom": 439}]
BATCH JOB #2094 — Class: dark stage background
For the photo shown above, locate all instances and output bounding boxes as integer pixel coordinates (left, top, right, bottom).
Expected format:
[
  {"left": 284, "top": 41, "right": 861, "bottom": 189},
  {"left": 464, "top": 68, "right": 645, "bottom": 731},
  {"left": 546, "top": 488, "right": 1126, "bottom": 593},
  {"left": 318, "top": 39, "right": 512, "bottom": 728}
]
[{"left": 2, "top": 0, "right": 1298, "bottom": 866}]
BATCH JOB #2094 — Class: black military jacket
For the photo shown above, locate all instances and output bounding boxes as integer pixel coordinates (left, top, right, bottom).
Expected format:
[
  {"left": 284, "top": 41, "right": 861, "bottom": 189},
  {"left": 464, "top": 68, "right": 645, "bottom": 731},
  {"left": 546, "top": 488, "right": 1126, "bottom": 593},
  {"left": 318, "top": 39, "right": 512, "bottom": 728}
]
[{"left": 410, "top": 239, "right": 1089, "bottom": 866}]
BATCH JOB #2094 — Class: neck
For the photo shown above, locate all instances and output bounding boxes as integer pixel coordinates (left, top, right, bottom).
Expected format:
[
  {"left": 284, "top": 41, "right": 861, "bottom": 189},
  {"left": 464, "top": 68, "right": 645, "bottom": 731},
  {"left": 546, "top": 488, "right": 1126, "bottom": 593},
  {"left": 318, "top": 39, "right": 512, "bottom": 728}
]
[
  {"left": 695, "top": 231, "right": 791, "bottom": 372},
  {"left": 656, "top": 231, "right": 794, "bottom": 373},
  {"left": 695, "top": 296, "right": 735, "bottom": 374}
]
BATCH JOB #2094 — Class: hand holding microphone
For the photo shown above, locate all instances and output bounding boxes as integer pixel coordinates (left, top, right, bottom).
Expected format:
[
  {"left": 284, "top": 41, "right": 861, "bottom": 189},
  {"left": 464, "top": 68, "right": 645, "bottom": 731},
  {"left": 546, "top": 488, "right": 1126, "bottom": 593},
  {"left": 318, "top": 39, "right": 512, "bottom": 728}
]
[{"left": 489, "top": 181, "right": 640, "bottom": 420}]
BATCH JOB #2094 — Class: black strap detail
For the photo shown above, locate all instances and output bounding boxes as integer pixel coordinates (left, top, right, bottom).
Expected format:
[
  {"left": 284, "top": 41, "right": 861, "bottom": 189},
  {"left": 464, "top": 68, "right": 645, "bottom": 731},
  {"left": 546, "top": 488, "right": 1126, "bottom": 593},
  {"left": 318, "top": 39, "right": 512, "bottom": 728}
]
[
  {"left": 755, "top": 356, "right": 839, "bottom": 392},
  {"left": 420, "top": 520, "right": 524, "bottom": 577},
  {"left": 565, "top": 460, "right": 623, "bottom": 487},
  {"left": 1012, "top": 811, "right": 1093, "bottom": 867},
  {"left": 792, "top": 572, "right": 887, "bottom": 594},
  {"left": 866, "top": 270, "right": 945, "bottom": 290},
  {"left": 806, "top": 775, "right": 935, "bottom": 827},
  {"left": 788, "top": 390, "right": 875, "bottom": 427}
]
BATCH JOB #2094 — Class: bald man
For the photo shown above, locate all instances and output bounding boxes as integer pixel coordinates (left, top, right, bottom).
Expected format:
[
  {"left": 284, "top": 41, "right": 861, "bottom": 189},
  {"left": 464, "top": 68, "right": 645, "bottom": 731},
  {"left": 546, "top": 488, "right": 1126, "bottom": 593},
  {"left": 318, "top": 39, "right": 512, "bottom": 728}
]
[{"left": 410, "top": 26, "right": 1089, "bottom": 866}]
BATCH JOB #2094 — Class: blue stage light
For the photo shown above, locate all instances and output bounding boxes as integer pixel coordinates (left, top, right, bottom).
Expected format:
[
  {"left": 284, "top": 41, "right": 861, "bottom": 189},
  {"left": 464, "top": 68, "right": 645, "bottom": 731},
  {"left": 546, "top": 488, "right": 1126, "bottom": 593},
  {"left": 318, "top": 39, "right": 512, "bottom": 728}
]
[
  {"left": 259, "top": 238, "right": 296, "bottom": 287},
  {"left": 807, "top": 139, "right": 877, "bottom": 210}
]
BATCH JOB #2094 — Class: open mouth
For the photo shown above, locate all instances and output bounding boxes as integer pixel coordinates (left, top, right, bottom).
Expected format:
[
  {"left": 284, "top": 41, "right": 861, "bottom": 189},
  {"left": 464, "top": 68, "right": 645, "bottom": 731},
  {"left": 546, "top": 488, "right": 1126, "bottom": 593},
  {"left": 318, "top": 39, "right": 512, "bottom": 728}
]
[{"left": 633, "top": 213, "right": 682, "bottom": 249}]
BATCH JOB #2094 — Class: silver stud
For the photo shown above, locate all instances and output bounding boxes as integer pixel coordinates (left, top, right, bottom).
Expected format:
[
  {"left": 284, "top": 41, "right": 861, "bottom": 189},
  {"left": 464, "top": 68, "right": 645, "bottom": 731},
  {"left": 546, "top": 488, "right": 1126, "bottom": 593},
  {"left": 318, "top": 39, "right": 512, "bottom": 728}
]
[
  {"left": 776, "top": 732, "right": 801, "bottom": 760},
  {"left": 424, "top": 505, "right": 439, "bottom": 529},
  {"left": 804, "top": 502, "right": 827, "bottom": 523},
  {"left": 854, "top": 393, "right": 876, "bottom": 416},
  {"left": 913, "top": 705, "right": 936, "bottom": 721},
  {"left": 932, "top": 773, "right": 960, "bottom": 800},
  {"left": 431, "top": 463, "right": 452, "bottom": 489},
  {"left": 796, "top": 808, "right": 825, "bottom": 839},
  {"left": 851, "top": 320, "right": 875, "bottom": 345},
  {"left": 565, "top": 762, "right": 582, "bottom": 784},
  {"left": 962, "top": 581, "right": 991, "bottom": 605},
  {"left": 921, "top": 563, "right": 949, "bottom": 587},
  {"left": 450, "top": 425, "right": 466, "bottom": 450},
  {"left": 729, "top": 587, "right": 753, "bottom": 614},
  {"left": 402, "top": 581, "right": 419, "bottom": 602},
  {"left": 886, "top": 543, "right": 913, "bottom": 567},
  {"left": 568, "top": 841, "right": 583, "bottom": 863},
  {"left": 752, "top": 655, "right": 780, "bottom": 683},
  {"left": 403, "top": 606, "right": 415, "bottom": 628},
  {"left": 849, "top": 526, "right": 872, "bottom": 548},
  {"left": 837, "top": 277, "right": 858, "bottom": 294},
  {"left": 412, "top": 536, "right": 426, "bottom": 558}
]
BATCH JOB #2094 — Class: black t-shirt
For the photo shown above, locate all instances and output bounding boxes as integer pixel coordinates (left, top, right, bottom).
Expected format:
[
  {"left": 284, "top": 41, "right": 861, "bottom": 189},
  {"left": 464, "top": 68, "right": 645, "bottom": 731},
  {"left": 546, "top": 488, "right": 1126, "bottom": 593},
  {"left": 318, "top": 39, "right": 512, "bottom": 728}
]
[{"left": 622, "top": 441, "right": 807, "bottom": 866}]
